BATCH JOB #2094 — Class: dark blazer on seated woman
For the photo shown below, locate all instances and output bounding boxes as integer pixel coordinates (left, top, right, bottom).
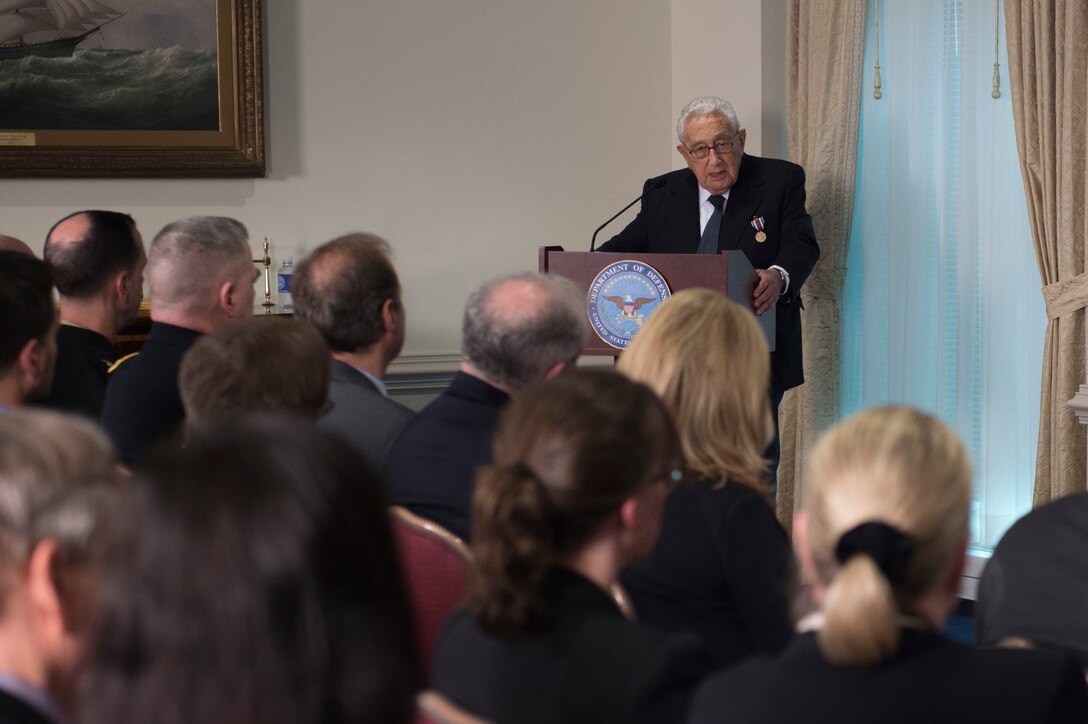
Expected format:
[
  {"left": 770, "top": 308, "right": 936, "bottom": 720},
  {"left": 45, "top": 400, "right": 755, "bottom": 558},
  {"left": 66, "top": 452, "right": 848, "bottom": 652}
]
[
  {"left": 687, "top": 627, "right": 1088, "bottom": 724},
  {"left": 432, "top": 567, "right": 712, "bottom": 724},
  {"left": 621, "top": 478, "right": 795, "bottom": 668}
]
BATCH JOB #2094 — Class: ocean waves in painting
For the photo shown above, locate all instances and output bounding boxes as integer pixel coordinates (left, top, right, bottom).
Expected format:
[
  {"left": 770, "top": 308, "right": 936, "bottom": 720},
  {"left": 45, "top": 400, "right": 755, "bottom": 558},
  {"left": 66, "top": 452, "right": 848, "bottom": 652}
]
[{"left": 0, "top": 47, "right": 218, "bottom": 131}]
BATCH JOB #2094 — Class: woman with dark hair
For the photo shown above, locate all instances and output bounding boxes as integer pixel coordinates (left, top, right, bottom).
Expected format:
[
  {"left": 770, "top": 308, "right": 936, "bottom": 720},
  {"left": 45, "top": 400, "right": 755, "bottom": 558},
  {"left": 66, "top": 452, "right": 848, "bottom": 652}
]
[
  {"left": 430, "top": 369, "right": 710, "bottom": 723},
  {"left": 688, "top": 406, "right": 1088, "bottom": 723},
  {"left": 618, "top": 289, "right": 795, "bottom": 668},
  {"left": 81, "top": 417, "right": 418, "bottom": 724}
]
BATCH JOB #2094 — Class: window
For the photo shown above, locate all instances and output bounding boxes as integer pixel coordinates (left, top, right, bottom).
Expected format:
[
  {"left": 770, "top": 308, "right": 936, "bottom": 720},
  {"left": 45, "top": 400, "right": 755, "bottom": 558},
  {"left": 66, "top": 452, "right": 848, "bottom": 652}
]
[{"left": 841, "top": 0, "right": 1042, "bottom": 550}]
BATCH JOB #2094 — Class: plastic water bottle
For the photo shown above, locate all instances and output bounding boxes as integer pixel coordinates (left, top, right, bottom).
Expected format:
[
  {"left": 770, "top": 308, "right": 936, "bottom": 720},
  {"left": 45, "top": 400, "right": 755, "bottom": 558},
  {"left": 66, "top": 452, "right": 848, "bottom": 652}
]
[{"left": 277, "top": 256, "right": 294, "bottom": 312}]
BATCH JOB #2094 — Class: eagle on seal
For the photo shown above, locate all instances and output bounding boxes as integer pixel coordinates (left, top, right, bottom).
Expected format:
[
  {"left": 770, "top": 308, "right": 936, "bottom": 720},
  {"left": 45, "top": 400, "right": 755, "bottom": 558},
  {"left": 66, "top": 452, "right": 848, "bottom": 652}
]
[{"left": 604, "top": 294, "right": 655, "bottom": 319}]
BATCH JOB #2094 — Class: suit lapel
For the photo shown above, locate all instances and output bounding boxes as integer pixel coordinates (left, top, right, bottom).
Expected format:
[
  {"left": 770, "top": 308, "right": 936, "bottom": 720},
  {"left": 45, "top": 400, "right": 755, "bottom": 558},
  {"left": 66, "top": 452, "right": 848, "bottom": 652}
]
[
  {"left": 719, "top": 155, "right": 763, "bottom": 251},
  {"left": 668, "top": 170, "right": 702, "bottom": 253}
]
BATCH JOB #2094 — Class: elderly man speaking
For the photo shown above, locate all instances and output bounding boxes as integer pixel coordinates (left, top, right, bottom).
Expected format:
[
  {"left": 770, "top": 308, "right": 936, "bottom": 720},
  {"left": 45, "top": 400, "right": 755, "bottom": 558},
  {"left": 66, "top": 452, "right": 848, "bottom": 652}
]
[{"left": 599, "top": 96, "right": 819, "bottom": 484}]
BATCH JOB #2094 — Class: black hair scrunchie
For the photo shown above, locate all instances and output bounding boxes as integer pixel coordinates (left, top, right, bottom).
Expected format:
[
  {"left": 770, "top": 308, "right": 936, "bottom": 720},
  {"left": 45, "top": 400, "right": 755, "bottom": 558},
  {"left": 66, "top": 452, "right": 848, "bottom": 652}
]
[{"left": 834, "top": 521, "right": 915, "bottom": 585}]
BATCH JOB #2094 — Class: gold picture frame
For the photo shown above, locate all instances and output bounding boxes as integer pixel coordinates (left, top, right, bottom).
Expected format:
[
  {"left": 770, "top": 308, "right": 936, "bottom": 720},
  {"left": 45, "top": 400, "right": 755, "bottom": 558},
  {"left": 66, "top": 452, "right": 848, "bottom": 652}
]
[{"left": 0, "top": 0, "right": 264, "bottom": 177}]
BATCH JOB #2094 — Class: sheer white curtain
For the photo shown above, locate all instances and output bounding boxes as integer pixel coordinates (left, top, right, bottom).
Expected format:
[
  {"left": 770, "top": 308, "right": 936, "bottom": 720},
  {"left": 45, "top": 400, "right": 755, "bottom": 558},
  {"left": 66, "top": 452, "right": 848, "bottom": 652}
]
[{"left": 842, "top": 0, "right": 1043, "bottom": 549}]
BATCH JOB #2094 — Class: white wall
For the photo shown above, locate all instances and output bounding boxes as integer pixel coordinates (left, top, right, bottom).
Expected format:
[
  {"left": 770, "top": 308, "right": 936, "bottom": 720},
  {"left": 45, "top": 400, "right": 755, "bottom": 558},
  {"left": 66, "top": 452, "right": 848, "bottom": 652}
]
[
  {"left": 760, "top": 0, "right": 789, "bottom": 159},
  {"left": 1, "top": 0, "right": 777, "bottom": 362},
  {"left": 671, "top": 0, "right": 767, "bottom": 155}
]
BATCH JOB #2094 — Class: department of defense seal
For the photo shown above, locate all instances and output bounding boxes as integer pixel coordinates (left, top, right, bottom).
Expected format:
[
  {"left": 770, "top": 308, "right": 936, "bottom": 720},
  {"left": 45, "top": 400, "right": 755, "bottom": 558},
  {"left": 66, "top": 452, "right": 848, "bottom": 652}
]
[{"left": 587, "top": 260, "right": 671, "bottom": 349}]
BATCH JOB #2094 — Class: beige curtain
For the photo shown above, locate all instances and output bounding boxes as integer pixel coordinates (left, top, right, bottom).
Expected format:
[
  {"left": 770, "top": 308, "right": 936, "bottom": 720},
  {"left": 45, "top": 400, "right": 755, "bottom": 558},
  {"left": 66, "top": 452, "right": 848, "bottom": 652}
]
[
  {"left": 778, "top": 0, "right": 867, "bottom": 527},
  {"left": 1004, "top": 1, "right": 1088, "bottom": 505}
]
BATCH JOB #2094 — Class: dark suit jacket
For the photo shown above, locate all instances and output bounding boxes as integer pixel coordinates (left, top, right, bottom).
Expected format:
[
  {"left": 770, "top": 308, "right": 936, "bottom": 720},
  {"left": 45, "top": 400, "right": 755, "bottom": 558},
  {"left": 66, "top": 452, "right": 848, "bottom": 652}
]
[
  {"left": 599, "top": 157, "right": 820, "bottom": 392},
  {"left": 35, "top": 324, "right": 116, "bottom": 419},
  {"left": 621, "top": 478, "right": 795, "bottom": 668},
  {"left": 432, "top": 568, "right": 711, "bottom": 724},
  {"left": 319, "top": 360, "right": 414, "bottom": 466},
  {"left": 383, "top": 371, "right": 509, "bottom": 541},
  {"left": 977, "top": 491, "right": 1088, "bottom": 667},
  {"left": 687, "top": 629, "right": 1088, "bottom": 724},
  {"left": 100, "top": 322, "right": 200, "bottom": 466},
  {"left": 0, "top": 685, "right": 61, "bottom": 724}
]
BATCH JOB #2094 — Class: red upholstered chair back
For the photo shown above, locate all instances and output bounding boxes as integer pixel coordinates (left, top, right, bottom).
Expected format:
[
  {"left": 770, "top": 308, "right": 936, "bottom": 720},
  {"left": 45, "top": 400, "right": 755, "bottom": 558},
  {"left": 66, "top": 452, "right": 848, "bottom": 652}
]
[{"left": 390, "top": 506, "right": 472, "bottom": 687}]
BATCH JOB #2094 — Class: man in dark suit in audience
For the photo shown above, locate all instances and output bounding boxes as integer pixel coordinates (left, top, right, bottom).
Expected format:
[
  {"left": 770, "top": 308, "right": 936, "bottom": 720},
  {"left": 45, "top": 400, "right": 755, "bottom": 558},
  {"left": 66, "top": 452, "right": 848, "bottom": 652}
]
[
  {"left": 292, "top": 233, "right": 413, "bottom": 466},
  {"left": 977, "top": 492, "right": 1088, "bottom": 671},
  {"left": 100, "top": 216, "right": 257, "bottom": 465},
  {"left": 599, "top": 96, "right": 820, "bottom": 481},
  {"left": 36, "top": 211, "right": 146, "bottom": 419},
  {"left": 384, "top": 272, "right": 588, "bottom": 540},
  {"left": 0, "top": 253, "right": 57, "bottom": 411}
]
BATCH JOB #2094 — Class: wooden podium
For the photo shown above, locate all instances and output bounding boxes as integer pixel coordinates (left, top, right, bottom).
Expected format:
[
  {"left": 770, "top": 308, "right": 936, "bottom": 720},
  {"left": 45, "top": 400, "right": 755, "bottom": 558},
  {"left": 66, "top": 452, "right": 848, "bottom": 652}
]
[{"left": 538, "top": 246, "right": 774, "bottom": 357}]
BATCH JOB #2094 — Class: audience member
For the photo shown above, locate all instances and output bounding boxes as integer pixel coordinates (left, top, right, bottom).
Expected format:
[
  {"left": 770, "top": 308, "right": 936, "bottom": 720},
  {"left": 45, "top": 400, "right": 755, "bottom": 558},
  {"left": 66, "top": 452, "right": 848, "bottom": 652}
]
[
  {"left": 976, "top": 491, "right": 1088, "bottom": 671},
  {"left": 431, "top": 369, "right": 710, "bottom": 723},
  {"left": 83, "top": 417, "right": 418, "bottom": 724},
  {"left": 99, "top": 216, "right": 257, "bottom": 465},
  {"left": 0, "top": 409, "right": 119, "bottom": 723},
  {"left": 618, "top": 289, "right": 795, "bottom": 668},
  {"left": 292, "top": 233, "right": 412, "bottom": 465},
  {"left": 688, "top": 406, "right": 1088, "bottom": 723},
  {"left": 384, "top": 272, "right": 587, "bottom": 541},
  {"left": 37, "top": 211, "right": 146, "bottom": 419},
  {"left": 0, "top": 252, "right": 57, "bottom": 410},
  {"left": 179, "top": 317, "right": 330, "bottom": 428},
  {"left": 0, "top": 234, "right": 33, "bottom": 256}
]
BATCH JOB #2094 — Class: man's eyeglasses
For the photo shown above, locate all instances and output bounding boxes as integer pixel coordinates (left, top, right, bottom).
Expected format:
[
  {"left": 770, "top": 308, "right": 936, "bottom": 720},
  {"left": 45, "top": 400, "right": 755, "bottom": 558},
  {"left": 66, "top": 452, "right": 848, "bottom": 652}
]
[{"left": 685, "top": 130, "right": 740, "bottom": 159}]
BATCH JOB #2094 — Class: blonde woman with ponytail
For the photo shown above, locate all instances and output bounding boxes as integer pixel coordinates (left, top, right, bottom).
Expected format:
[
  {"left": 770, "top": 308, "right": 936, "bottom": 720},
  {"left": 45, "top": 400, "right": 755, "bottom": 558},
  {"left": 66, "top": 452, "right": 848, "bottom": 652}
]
[
  {"left": 431, "top": 369, "right": 711, "bottom": 723},
  {"left": 688, "top": 406, "right": 1088, "bottom": 724}
]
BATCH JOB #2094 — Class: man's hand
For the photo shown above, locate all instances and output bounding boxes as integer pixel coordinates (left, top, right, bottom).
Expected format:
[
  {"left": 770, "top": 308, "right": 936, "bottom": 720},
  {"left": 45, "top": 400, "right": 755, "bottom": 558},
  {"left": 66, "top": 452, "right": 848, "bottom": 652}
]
[{"left": 752, "top": 268, "right": 784, "bottom": 316}]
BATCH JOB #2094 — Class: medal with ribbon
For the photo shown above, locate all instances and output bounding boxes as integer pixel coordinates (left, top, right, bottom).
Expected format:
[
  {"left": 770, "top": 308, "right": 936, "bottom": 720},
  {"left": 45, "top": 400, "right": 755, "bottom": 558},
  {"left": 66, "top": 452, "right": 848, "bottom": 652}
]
[{"left": 751, "top": 216, "right": 767, "bottom": 243}]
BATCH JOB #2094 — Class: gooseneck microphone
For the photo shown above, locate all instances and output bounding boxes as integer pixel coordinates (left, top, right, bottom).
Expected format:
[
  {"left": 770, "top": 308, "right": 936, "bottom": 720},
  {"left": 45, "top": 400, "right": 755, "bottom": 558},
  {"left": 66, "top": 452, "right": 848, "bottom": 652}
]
[{"left": 590, "top": 178, "right": 667, "bottom": 251}]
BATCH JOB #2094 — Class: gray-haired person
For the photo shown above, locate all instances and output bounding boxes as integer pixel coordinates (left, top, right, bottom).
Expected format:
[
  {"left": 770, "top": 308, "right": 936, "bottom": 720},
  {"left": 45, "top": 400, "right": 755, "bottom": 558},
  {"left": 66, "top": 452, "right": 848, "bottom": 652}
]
[
  {"left": 0, "top": 408, "right": 119, "bottom": 722},
  {"left": 599, "top": 96, "right": 820, "bottom": 491},
  {"left": 100, "top": 216, "right": 258, "bottom": 465},
  {"left": 384, "top": 272, "right": 588, "bottom": 541}
]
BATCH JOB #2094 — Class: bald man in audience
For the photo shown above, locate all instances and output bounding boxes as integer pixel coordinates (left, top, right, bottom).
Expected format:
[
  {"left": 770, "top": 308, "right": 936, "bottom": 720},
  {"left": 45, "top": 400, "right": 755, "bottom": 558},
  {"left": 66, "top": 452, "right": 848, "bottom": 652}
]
[
  {"left": 36, "top": 211, "right": 146, "bottom": 419},
  {"left": 0, "top": 409, "right": 119, "bottom": 723},
  {"left": 100, "top": 216, "right": 257, "bottom": 465},
  {"left": 0, "top": 234, "right": 33, "bottom": 256},
  {"left": 292, "top": 233, "right": 413, "bottom": 465},
  {"left": 384, "top": 272, "right": 588, "bottom": 540},
  {"left": 0, "top": 252, "right": 57, "bottom": 411}
]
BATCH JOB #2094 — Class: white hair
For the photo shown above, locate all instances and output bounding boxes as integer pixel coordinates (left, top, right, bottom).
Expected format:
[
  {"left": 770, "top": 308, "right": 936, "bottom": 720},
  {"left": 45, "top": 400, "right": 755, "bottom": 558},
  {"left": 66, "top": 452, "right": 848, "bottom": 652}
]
[{"left": 676, "top": 96, "right": 740, "bottom": 144}]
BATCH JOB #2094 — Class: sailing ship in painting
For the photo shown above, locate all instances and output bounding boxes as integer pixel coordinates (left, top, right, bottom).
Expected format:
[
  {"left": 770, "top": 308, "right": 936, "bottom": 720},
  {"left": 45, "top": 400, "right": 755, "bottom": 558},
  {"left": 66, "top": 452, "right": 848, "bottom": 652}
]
[
  {"left": 0, "top": 0, "right": 123, "bottom": 61},
  {"left": 0, "top": 0, "right": 219, "bottom": 131}
]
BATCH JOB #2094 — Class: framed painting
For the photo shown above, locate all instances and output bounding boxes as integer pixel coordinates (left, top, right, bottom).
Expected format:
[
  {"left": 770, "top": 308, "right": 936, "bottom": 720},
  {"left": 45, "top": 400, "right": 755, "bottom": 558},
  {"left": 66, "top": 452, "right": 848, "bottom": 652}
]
[{"left": 0, "top": 0, "right": 264, "bottom": 177}]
